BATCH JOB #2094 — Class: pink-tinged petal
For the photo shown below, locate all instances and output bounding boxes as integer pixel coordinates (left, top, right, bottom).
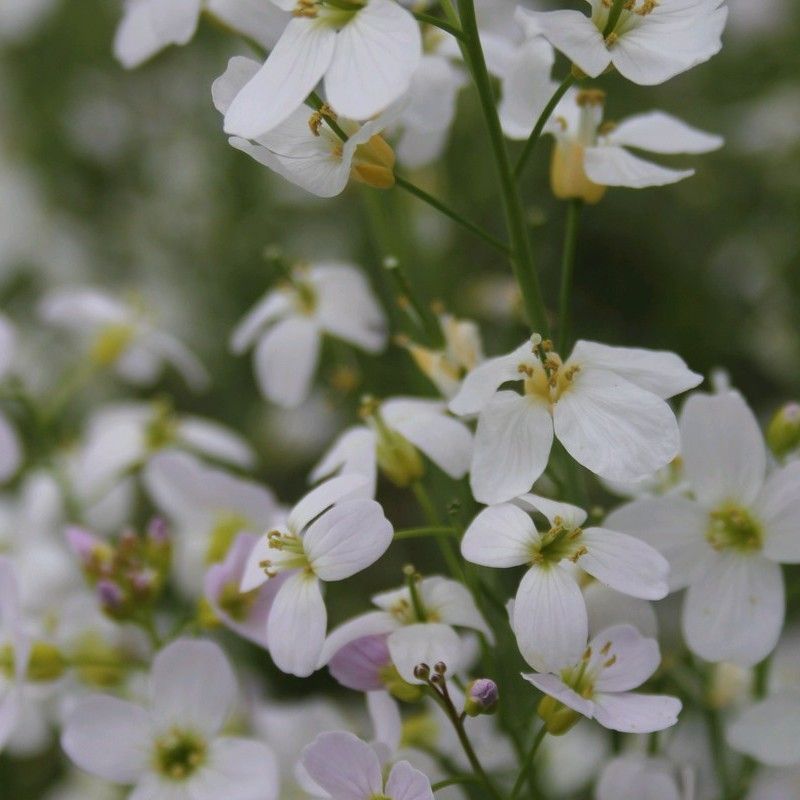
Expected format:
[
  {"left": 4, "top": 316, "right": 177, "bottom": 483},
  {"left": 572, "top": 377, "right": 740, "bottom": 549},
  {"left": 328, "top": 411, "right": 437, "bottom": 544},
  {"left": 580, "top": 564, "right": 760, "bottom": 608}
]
[
  {"left": 592, "top": 692, "right": 681, "bottom": 733},
  {"left": 190, "top": 737, "right": 279, "bottom": 800},
  {"left": 367, "top": 691, "right": 401, "bottom": 754},
  {"left": 289, "top": 474, "right": 372, "bottom": 534},
  {"left": 727, "top": 693, "right": 800, "bottom": 767},
  {"left": 683, "top": 553, "right": 784, "bottom": 667},
  {"left": 318, "top": 610, "right": 397, "bottom": 667},
  {"left": 461, "top": 503, "right": 537, "bottom": 568},
  {"left": 329, "top": 634, "right": 392, "bottom": 692},
  {"left": 755, "top": 462, "right": 800, "bottom": 563},
  {"left": 522, "top": 672, "right": 594, "bottom": 718},
  {"left": 589, "top": 624, "right": 661, "bottom": 692},
  {"left": 267, "top": 571, "right": 326, "bottom": 677},
  {"left": 301, "top": 731, "right": 383, "bottom": 800},
  {"left": 385, "top": 760, "right": 435, "bottom": 800},
  {"left": 61, "top": 696, "right": 152, "bottom": 782},
  {"left": 224, "top": 18, "right": 336, "bottom": 138}
]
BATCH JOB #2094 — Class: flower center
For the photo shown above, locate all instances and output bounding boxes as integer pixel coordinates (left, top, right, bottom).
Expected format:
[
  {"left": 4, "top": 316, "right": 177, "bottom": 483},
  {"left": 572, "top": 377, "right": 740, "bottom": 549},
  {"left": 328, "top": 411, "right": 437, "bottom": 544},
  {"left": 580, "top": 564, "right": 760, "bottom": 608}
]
[
  {"left": 594, "top": 0, "right": 659, "bottom": 43},
  {"left": 707, "top": 505, "right": 763, "bottom": 553},
  {"left": 90, "top": 323, "right": 135, "bottom": 366},
  {"left": 530, "top": 516, "right": 587, "bottom": 566},
  {"left": 218, "top": 580, "right": 259, "bottom": 621},
  {"left": 294, "top": 0, "right": 365, "bottom": 26},
  {"left": 206, "top": 513, "right": 251, "bottom": 564},
  {"left": 258, "top": 530, "right": 309, "bottom": 578},
  {"left": 520, "top": 338, "right": 582, "bottom": 407},
  {"left": 154, "top": 729, "right": 207, "bottom": 781}
]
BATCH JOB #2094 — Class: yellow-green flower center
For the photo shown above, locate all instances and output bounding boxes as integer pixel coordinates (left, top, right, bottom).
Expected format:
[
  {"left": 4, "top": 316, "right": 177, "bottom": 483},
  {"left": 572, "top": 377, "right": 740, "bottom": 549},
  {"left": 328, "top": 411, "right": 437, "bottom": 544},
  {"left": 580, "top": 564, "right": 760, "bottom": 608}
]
[
  {"left": 707, "top": 505, "right": 763, "bottom": 553},
  {"left": 154, "top": 729, "right": 207, "bottom": 781}
]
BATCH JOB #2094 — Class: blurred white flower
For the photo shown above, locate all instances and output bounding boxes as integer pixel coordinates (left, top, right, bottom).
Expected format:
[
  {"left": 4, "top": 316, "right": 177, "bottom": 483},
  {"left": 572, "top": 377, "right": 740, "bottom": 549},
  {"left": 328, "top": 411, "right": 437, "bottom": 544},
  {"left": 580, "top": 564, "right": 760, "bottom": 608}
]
[
  {"left": 231, "top": 261, "right": 386, "bottom": 408},
  {"left": 596, "top": 754, "right": 695, "bottom": 800},
  {"left": 0, "top": 314, "right": 22, "bottom": 483},
  {"left": 223, "top": 0, "right": 421, "bottom": 139},
  {"left": 0, "top": 0, "right": 56, "bottom": 42}
]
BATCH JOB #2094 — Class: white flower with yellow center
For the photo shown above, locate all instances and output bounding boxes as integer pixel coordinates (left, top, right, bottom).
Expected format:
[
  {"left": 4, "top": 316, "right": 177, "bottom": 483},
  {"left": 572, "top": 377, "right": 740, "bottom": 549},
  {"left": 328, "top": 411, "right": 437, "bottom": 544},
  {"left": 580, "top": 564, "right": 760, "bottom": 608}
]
[
  {"left": 522, "top": 0, "right": 727, "bottom": 86},
  {"left": 607, "top": 390, "right": 800, "bottom": 666},
  {"left": 61, "top": 639, "right": 279, "bottom": 800},
  {"left": 231, "top": 261, "right": 387, "bottom": 408},
  {"left": 213, "top": 56, "right": 399, "bottom": 198},
  {"left": 449, "top": 336, "right": 701, "bottom": 505},
  {"left": 0, "top": 315, "right": 22, "bottom": 484},
  {"left": 464, "top": 493, "right": 668, "bottom": 672},
  {"left": 240, "top": 475, "right": 393, "bottom": 677},
  {"left": 223, "top": 0, "right": 421, "bottom": 140}
]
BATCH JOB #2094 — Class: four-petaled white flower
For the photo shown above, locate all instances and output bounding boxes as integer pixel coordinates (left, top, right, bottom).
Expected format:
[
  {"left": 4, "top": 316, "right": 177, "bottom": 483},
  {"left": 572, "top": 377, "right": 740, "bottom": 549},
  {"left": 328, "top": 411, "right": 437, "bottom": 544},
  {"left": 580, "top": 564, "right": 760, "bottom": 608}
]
[
  {"left": 449, "top": 337, "right": 701, "bottom": 505},
  {"left": 463, "top": 493, "right": 668, "bottom": 673},
  {"left": 0, "top": 315, "right": 22, "bottom": 484},
  {"left": 524, "top": 623, "right": 682, "bottom": 734},
  {"left": 607, "top": 390, "right": 800, "bottom": 666},
  {"left": 62, "top": 639, "right": 279, "bottom": 800},
  {"left": 223, "top": 0, "right": 421, "bottom": 139},
  {"left": 240, "top": 475, "right": 393, "bottom": 676},
  {"left": 301, "top": 730, "right": 433, "bottom": 800},
  {"left": 522, "top": 0, "right": 728, "bottom": 86},
  {"left": 230, "top": 261, "right": 387, "bottom": 408},
  {"left": 38, "top": 287, "right": 209, "bottom": 392}
]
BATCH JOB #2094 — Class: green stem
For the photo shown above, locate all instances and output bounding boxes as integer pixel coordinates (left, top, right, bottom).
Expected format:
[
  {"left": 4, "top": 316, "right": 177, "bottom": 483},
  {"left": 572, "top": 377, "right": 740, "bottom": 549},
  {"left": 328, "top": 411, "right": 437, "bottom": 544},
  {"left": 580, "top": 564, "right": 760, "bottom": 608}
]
[
  {"left": 513, "top": 74, "right": 576, "bottom": 180},
  {"left": 411, "top": 482, "right": 464, "bottom": 580},
  {"left": 704, "top": 704, "right": 733, "bottom": 798},
  {"left": 455, "top": 0, "right": 549, "bottom": 335},
  {"left": 557, "top": 199, "right": 583, "bottom": 353},
  {"left": 404, "top": 566, "right": 428, "bottom": 622},
  {"left": 384, "top": 255, "right": 445, "bottom": 347},
  {"left": 509, "top": 725, "right": 547, "bottom": 800},
  {"left": 394, "top": 176, "right": 511, "bottom": 256},
  {"left": 431, "top": 775, "right": 482, "bottom": 792},
  {"left": 603, "top": 0, "right": 629, "bottom": 36},
  {"left": 412, "top": 11, "right": 465, "bottom": 41},
  {"left": 394, "top": 526, "right": 458, "bottom": 541}
]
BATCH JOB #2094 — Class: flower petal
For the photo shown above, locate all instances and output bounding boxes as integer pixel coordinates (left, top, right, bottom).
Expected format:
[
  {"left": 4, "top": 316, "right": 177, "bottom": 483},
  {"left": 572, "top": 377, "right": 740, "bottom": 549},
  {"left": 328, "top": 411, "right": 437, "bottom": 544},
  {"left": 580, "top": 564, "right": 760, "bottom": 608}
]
[
  {"left": 584, "top": 583, "right": 658, "bottom": 639},
  {"left": 593, "top": 692, "right": 682, "bottom": 734},
  {"left": 727, "top": 693, "right": 800, "bottom": 767},
  {"left": 385, "top": 760, "right": 435, "bottom": 800},
  {"left": 318, "top": 610, "right": 397, "bottom": 667},
  {"left": 388, "top": 623, "right": 463, "bottom": 684},
  {"left": 584, "top": 146, "right": 695, "bottom": 188},
  {"left": 514, "top": 493, "right": 588, "bottom": 529},
  {"left": 754, "top": 462, "right": 800, "bottom": 563},
  {"left": 191, "top": 737, "right": 280, "bottom": 800},
  {"left": 461, "top": 503, "right": 537, "bottom": 568},
  {"left": 419, "top": 576, "right": 493, "bottom": 642},
  {"left": 301, "top": 731, "right": 383, "bottom": 800},
  {"left": 228, "top": 287, "right": 292, "bottom": 354},
  {"left": 590, "top": 624, "right": 661, "bottom": 692},
  {"left": 607, "top": 111, "right": 723, "bottom": 154},
  {"left": 522, "top": 672, "right": 594, "bottom": 718},
  {"left": 289, "top": 473, "right": 372, "bottom": 533},
  {"left": 310, "top": 426, "right": 378, "bottom": 497}
]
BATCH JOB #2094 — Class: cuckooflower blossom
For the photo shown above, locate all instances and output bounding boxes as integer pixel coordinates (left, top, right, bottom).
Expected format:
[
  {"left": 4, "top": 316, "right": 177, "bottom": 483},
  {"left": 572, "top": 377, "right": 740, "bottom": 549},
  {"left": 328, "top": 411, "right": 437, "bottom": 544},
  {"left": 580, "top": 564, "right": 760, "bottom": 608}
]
[
  {"left": 311, "top": 396, "right": 473, "bottom": 495},
  {"left": 231, "top": 261, "right": 386, "bottom": 408},
  {"left": 522, "top": 0, "right": 728, "bottom": 86},
  {"left": 38, "top": 287, "right": 209, "bottom": 392},
  {"left": 301, "top": 730, "right": 434, "bottom": 800},
  {"left": 223, "top": 0, "right": 422, "bottom": 139},
  {"left": 607, "top": 390, "right": 800, "bottom": 666},
  {"left": 524, "top": 623, "right": 682, "bottom": 734},
  {"left": 596, "top": 754, "right": 695, "bottom": 800},
  {"left": 0, "top": 315, "right": 22, "bottom": 483},
  {"left": 240, "top": 475, "right": 393, "bottom": 676},
  {"left": 464, "top": 493, "right": 668, "bottom": 672},
  {"left": 62, "top": 639, "right": 279, "bottom": 800},
  {"left": 449, "top": 336, "right": 701, "bottom": 504}
]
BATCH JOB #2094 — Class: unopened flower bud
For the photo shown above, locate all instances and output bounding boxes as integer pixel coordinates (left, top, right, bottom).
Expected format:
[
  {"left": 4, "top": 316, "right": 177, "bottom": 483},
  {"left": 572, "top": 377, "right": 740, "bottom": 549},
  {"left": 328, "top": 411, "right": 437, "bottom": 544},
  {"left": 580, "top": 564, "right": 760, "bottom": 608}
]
[
  {"left": 350, "top": 134, "right": 396, "bottom": 190},
  {"left": 97, "top": 579, "right": 125, "bottom": 615},
  {"left": 414, "top": 663, "right": 431, "bottom": 681},
  {"left": 537, "top": 694, "right": 581, "bottom": 735},
  {"left": 767, "top": 402, "right": 800, "bottom": 459},
  {"left": 464, "top": 678, "right": 499, "bottom": 717},
  {"left": 147, "top": 517, "right": 169, "bottom": 544}
]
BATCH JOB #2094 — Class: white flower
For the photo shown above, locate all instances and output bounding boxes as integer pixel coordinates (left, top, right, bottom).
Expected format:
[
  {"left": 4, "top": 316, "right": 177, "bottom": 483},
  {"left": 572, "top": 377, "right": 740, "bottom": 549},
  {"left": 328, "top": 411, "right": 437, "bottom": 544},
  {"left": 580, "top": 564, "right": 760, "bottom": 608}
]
[
  {"left": 223, "top": 0, "right": 422, "bottom": 140},
  {"left": 596, "top": 754, "right": 695, "bottom": 800},
  {"left": 0, "top": 314, "right": 22, "bottom": 483},
  {"left": 240, "top": 475, "right": 393, "bottom": 677},
  {"left": 607, "top": 390, "right": 800, "bottom": 666},
  {"left": 508, "top": 87, "right": 723, "bottom": 202},
  {"left": 61, "top": 639, "right": 279, "bottom": 800},
  {"left": 746, "top": 768, "right": 800, "bottom": 800},
  {"left": 450, "top": 337, "right": 701, "bottom": 504},
  {"left": 311, "top": 397, "right": 473, "bottom": 495},
  {"left": 727, "top": 693, "right": 800, "bottom": 768},
  {"left": 301, "top": 730, "right": 433, "bottom": 800},
  {"left": 231, "top": 261, "right": 387, "bottom": 408},
  {"left": 38, "top": 287, "right": 209, "bottom": 392},
  {"left": 114, "top": 0, "right": 289, "bottom": 69},
  {"left": 143, "top": 451, "right": 282, "bottom": 596},
  {"left": 463, "top": 493, "right": 668, "bottom": 672},
  {"left": 524, "top": 623, "right": 682, "bottom": 734},
  {"left": 213, "top": 57, "right": 399, "bottom": 198},
  {"left": 522, "top": 0, "right": 727, "bottom": 86},
  {"left": 0, "top": 0, "right": 56, "bottom": 43}
]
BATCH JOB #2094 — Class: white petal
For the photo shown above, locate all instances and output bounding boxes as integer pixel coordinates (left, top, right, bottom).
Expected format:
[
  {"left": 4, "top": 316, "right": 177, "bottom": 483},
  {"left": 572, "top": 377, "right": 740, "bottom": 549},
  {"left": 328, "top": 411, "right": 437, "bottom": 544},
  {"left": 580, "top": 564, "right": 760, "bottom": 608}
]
[
  {"left": 301, "top": 731, "right": 383, "bottom": 800},
  {"left": 325, "top": 0, "right": 421, "bottom": 120},
  {"left": 253, "top": 315, "right": 320, "bottom": 408},
  {"left": 385, "top": 760, "right": 435, "bottom": 800},
  {"left": 608, "top": 111, "right": 723, "bottom": 154},
  {"left": 113, "top": 0, "right": 164, "bottom": 69},
  {"left": 605, "top": 496, "right": 710, "bottom": 592},
  {"left": 596, "top": 755, "right": 681, "bottom": 800},
  {"left": 310, "top": 426, "right": 378, "bottom": 496},
  {"left": 461, "top": 503, "right": 537, "bottom": 568},
  {"left": 224, "top": 18, "right": 336, "bottom": 138},
  {"left": 0, "top": 414, "right": 22, "bottom": 483},
  {"left": 177, "top": 417, "right": 256, "bottom": 469},
  {"left": 514, "top": 565, "right": 587, "bottom": 673},
  {"left": 367, "top": 690, "right": 402, "bottom": 753},
  {"left": 267, "top": 571, "right": 326, "bottom": 677},
  {"left": 388, "top": 623, "right": 463, "bottom": 684},
  {"left": 207, "top": 0, "right": 290, "bottom": 51},
  {"left": 754, "top": 462, "right": 800, "bottom": 563},
  {"left": 419, "top": 577, "right": 493, "bottom": 642},
  {"left": 304, "top": 498, "right": 392, "bottom": 581},
  {"left": 727, "top": 694, "right": 800, "bottom": 767},
  {"left": 592, "top": 692, "right": 681, "bottom": 733},
  {"left": 61, "top": 696, "right": 151, "bottom": 782},
  {"left": 38, "top": 287, "right": 129, "bottom": 330},
  {"left": 150, "top": 639, "right": 237, "bottom": 736},
  {"left": 683, "top": 553, "right": 784, "bottom": 666},
  {"left": 569, "top": 340, "right": 702, "bottom": 399},
  {"left": 514, "top": 493, "right": 588, "bottom": 529},
  {"left": 522, "top": 672, "right": 594, "bottom": 718},
  {"left": 129, "top": 774, "right": 188, "bottom": 800},
  {"left": 554, "top": 368, "right": 679, "bottom": 482},
  {"left": 680, "top": 390, "right": 767, "bottom": 508},
  {"left": 289, "top": 473, "right": 372, "bottom": 533},
  {"left": 579, "top": 527, "right": 670, "bottom": 600},
  {"left": 590, "top": 624, "right": 661, "bottom": 692},
  {"left": 584, "top": 583, "right": 658, "bottom": 639},
  {"left": 150, "top": 0, "right": 201, "bottom": 45},
  {"left": 229, "top": 289, "right": 292, "bottom": 354},
  {"left": 142, "top": 331, "right": 209, "bottom": 392},
  {"left": 584, "top": 146, "right": 695, "bottom": 188},
  {"left": 318, "top": 610, "right": 397, "bottom": 667},
  {"left": 191, "top": 737, "right": 279, "bottom": 800},
  {"left": 471, "top": 391, "right": 553, "bottom": 505}
]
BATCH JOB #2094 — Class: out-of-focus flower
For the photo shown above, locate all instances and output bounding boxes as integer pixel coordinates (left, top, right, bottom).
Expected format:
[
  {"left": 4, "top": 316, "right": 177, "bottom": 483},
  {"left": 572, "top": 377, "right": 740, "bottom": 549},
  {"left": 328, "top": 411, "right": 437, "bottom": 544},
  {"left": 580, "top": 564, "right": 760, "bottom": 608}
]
[
  {"left": 230, "top": 261, "right": 386, "bottom": 408},
  {"left": 525, "top": 624, "right": 681, "bottom": 735},
  {"left": 223, "top": 0, "right": 421, "bottom": 139},
  {"left": 0, "top": 0, "right": 57, "bottom": 42},
  {"left": 465, "top": 493, "right": 667, "bottom": 672},
  {"left": 450, "top": 337, "right": 701, "bottom": 504},
  {"left": 38, "top": 287, "right": 209, "bottom": 392},
  {"left": 608, "top": 391, "right": 800, "bottom": 667},
  {"left": 62, "top": 639, "right": 279, "bottom": 799},
  {"left": 596, "top": 754, "right": 695, "bottom": 800},
  {"left": 0, "top": 314, "right": 22, "bottom": 484},
  {"left": 240, "top": 475, "right": 392, "bottom": 677}
]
